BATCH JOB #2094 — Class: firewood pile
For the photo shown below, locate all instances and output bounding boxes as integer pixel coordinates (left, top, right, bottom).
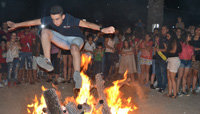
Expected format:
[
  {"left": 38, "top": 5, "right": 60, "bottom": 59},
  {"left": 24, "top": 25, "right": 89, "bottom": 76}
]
[{"left": 42, "top": 73, "right": 130, "bottom": 114}]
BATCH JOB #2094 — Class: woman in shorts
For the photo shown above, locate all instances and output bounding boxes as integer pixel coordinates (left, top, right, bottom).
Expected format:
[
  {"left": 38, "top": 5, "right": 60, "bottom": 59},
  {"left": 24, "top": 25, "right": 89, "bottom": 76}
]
[
  {"left": 177, "top": 33, "right": 194, "bottom": 96},
  {"left": 188, "top": 33, "right": 200, "bottom": 94},
  {"left": 139, "top": 33, "right": 153, "bottom": 84},
  {"left": 166, "top": 32, "right": 182, "bottom": 98}
]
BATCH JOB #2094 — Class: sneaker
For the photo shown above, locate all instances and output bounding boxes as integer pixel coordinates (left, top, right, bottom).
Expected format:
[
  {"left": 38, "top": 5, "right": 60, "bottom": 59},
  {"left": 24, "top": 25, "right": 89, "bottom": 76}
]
[
  {"left": 73, "top": 71, "right": 82, "bottom": 89},
  {"left": 16, "top": 81, "right": 21, "bottom": 85},
  {"left": 0, "top": 83, "right": 4, "bottom": 88},
  {"left": 192, "top": 90, "right": 197, "bottom": 95},
  {"left": 8, "top": 82, "right": 11, "bottom": 87},
  {"left": 182, "top": 92, "right": 190, "bottom": 96},
  {"left": 67, "top": 80, "right": 71, "bottom": 83},
  {"left": 158, "top": 88, "right": 164, "bottom": 93},
  {"left": 150, "top": 84, "right": 155, "bottom": 89},
  {"left": 155, "top": 87, "right": 160, "bottom": 90},
  {"left": 13, "top": 82, "right": 17, "bottom": 86},
  {"left": 196, "top": 87, "right": 200, "bottom": 93},
  {"left": 61, "top": 80, "right": 67, "bottom": 83},
  {"left": 3, "top": 80, "right": 8, "bottom": 86},
  {"left": 36, "top": 56, "right": 54, "bottom": 72},
  {"left": 177, "top": 92, "right": 183, "bottom": 97}
]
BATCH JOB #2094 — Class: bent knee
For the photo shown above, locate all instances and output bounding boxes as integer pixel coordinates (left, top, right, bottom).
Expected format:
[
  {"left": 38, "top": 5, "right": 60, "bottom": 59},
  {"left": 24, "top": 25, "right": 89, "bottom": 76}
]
[
  {"left": 71, "top": 44, "right": 79, "bottom": 51},
  {"left": 41, "top": 29, "right": 52, "bottom": 36}
]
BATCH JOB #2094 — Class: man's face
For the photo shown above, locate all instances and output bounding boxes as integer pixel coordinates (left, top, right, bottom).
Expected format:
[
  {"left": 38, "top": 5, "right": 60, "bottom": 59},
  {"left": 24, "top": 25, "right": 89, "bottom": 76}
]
[
  {"left": 2, "top": 23, "right": 8, "bottom": 30},
  {"left": 161, "top": 26, "right": 168, "bottom": 35},
  {"left": 195, "top": 28, "right": 200, "bottom": 36},
  {"left": 176, "top": 29, "right": 181, "bottom": 36},
  {"left": 50, "top": 14, "right": 65, "bottom": 26}
]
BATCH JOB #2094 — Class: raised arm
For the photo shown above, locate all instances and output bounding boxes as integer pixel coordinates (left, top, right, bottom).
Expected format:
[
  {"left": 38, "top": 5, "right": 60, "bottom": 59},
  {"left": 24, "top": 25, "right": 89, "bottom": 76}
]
[
  {"left": 79, "top": 20, "right": 115, "bottom": 34},
  {"left": 7, "top": 19, "right": 41, "bottom": 31}
]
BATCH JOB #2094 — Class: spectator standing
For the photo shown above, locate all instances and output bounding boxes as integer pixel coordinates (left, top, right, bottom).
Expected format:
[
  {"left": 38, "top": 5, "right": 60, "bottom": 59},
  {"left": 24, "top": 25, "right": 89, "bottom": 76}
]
[
  {"left": 166, "top": 32, "right": 182, "bottom": 98},
  {"left": 139, "top": 33, "right": 153, "bottom": 84},
  {"left": 119, "top": 40, "right": 137, "bottom": 81},
  {"left": 0, "top": 40, "right": 7, "bottom": 87},
  {"left": 155, "top": 26, "right": 168, "bottom": 92},
  {"left": 188, "top": 33, "right": 200, "bottom": 95},
  {"left": 93, "top": 43, "right": 104, "bottom": 75},
  {"left": 18, "top": 28, "right": 35, "bottom": 84},
  {"left": 6, "top": 32, "right": 21, "bottom": 86},
  {"left": 176, "top": 17, "right": 185, "bottom": 30},
  {"left": 177, "top": 33, "right": 194, "bottom": 96},
  {"left": 104, "top": 35, "right": 115, "bottom": 79}
]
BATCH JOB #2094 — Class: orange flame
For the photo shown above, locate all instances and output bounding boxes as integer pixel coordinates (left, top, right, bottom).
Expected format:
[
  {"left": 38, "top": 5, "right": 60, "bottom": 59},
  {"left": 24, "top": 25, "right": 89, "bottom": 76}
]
[
  {"left": 27, "top": 86, "right": 47, "bottom": 114},
  {"left": 27, "top": 55, "right": 138, "bottom": 114},
  {"left": 104, "top": 71, "right": 138, "bottom": 114},
  {"left": 75, "top": 54, "right": 98, "bottom": 114}
]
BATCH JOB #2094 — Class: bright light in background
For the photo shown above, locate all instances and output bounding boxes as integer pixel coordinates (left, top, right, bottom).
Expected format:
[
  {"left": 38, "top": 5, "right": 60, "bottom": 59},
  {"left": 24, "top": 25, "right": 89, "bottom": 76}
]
[
  {"left": 82, "top": 19, "right": 86, "bottom": 22},
  {"left": 152, "top": 24, "right": 159, "bottom": 32},
  {"left": 41, "top": 24, "right": 45, "bottom": 28}
]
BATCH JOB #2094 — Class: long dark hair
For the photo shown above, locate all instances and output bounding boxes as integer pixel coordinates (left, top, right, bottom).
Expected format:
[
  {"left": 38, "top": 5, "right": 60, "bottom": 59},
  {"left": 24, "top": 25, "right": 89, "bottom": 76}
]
[
  {"left": 182, "top": 32, "right": 192, "bottom": 44},
  {"left": 167, "top": 32, "right": 182, "bottom": 53},
  {"left": 123, "top": 40, "right": 131, "bottom": 49}
]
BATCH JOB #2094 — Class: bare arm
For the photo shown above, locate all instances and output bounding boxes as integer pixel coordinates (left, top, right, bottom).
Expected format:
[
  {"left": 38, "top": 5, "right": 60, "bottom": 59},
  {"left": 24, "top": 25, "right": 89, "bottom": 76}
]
[
  {"left": 79, "top": 20, "right": 115, "bottom": 34},
  {"left": 7, "top": 19, "right": 41, "bottom": 30}
]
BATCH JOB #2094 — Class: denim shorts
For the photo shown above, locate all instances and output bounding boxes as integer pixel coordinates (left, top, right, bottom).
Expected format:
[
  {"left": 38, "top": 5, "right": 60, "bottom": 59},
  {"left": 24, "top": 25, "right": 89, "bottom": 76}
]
[
  {"left": 179, "top": 60, "right": 192, "bottom": 68},
  {"left": 51, "top": 30, "right": 84, "bottom": 50},
  {"left": 140, "top": 57, "right": 152, "bottom": 65}
]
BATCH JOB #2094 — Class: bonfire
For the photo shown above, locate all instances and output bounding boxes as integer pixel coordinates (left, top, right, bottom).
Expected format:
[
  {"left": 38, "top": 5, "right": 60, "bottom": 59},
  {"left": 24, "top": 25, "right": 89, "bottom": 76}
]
[{"left": 27, "top": 54, "right": 137, "bottom": 114}]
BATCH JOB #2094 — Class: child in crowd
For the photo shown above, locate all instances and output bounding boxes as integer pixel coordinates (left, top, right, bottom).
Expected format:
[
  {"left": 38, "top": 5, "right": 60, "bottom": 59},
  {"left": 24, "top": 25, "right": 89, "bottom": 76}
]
[
  {"left": 119, "top": 40, "right": 137, "bottom": 81},
  {"left": 6, "top": 32, "right": 21, "bottom": 86},
  {"left": 93, "top": 43, "right": 104, "bottom": 75}
]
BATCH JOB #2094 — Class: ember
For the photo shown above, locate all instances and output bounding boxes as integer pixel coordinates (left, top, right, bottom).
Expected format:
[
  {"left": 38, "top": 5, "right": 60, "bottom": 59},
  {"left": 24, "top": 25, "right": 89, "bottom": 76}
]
[{"left": 27, "top": 54, "right": 137, "bottom": 114}]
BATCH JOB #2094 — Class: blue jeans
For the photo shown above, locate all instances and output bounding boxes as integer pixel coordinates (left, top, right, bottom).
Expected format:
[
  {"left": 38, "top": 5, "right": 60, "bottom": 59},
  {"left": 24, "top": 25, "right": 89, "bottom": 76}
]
[
  {"left": 104, "top": 52, "right": 114, "bottom": 77},
  {"left": 7, "top": 58, "right": 20, "bottom": 82},
  {"left": 155, "top": 59, "right": 167, "bottom": 90},
  {"left": 19, "top": 52, "right": 33, "bottom": 70},
  {"left": 152, "top": 59, "right": 156, "bottom": 74}
]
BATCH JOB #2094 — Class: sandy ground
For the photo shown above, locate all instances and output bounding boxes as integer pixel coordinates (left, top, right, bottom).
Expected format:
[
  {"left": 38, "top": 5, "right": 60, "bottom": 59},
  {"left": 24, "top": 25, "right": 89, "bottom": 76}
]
[{"left": 0, "top": 78, "right": 200, "bottom": 114}]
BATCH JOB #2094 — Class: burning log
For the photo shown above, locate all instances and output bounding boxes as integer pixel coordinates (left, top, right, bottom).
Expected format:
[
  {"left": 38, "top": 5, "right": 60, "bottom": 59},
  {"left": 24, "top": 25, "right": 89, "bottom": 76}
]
[
  {"left": 43, "top": 88, "right": 63, "bottom": 114},
  {"left": 65, "top": 102, "right": 83, "bottom": 114},
  {"left": 95, "top": 73, "right": 111, "bottom": 114}
]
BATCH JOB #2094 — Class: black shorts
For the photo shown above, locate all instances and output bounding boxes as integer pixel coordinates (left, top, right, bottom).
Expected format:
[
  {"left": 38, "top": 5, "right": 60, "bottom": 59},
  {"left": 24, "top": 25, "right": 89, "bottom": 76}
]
[
  {"left": 61, "top": 50, "right": 71, "bottom": 55},
  {"left": 0, "top": 63, "right": 7, "bottom": 73},
  {"left": 50, "top": 53, "right": 60, "bottom": 74}
]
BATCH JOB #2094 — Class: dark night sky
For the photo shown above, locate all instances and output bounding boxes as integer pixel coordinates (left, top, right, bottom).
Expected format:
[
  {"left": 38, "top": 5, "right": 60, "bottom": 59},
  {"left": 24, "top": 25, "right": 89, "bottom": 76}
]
[{"left": 0, "top": 0, "right": 200, "bottom": 28}]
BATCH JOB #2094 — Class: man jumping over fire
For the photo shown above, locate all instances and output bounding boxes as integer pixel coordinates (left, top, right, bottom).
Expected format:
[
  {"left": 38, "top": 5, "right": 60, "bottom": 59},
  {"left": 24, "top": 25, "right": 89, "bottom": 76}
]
[{"left": 7, "top": 5, "right": 115, "bottom": 93}]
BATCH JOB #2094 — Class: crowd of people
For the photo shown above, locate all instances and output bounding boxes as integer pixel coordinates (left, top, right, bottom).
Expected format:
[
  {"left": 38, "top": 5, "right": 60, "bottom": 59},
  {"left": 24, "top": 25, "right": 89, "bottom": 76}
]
[{"left": 0, "top": 17, "right": 200, "bottom": 98}]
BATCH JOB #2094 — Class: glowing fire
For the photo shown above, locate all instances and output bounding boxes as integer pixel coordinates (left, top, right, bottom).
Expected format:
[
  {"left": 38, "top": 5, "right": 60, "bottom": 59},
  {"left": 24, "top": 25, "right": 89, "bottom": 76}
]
[
  {"left": 105, "top": 71, "right": 138, "bottom": 114},
  {"left": 27, "top": 86, "right": 47, "bottom": 114},
  {"left": 27, "top": 54, "right": 137, "bottom": 114},
  {"left": 76, "top": 54, "right": 98, "bottom": 113}
]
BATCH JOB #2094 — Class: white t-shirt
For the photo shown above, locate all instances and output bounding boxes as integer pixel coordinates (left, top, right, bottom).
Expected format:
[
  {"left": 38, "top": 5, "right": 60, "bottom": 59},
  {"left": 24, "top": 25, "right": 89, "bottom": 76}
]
[
  {"left": 105, "top": 38, "right": 115, "bottom": 53},
  {"left": 84, "top": 41, "right": 96, "bottom": 58}
]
